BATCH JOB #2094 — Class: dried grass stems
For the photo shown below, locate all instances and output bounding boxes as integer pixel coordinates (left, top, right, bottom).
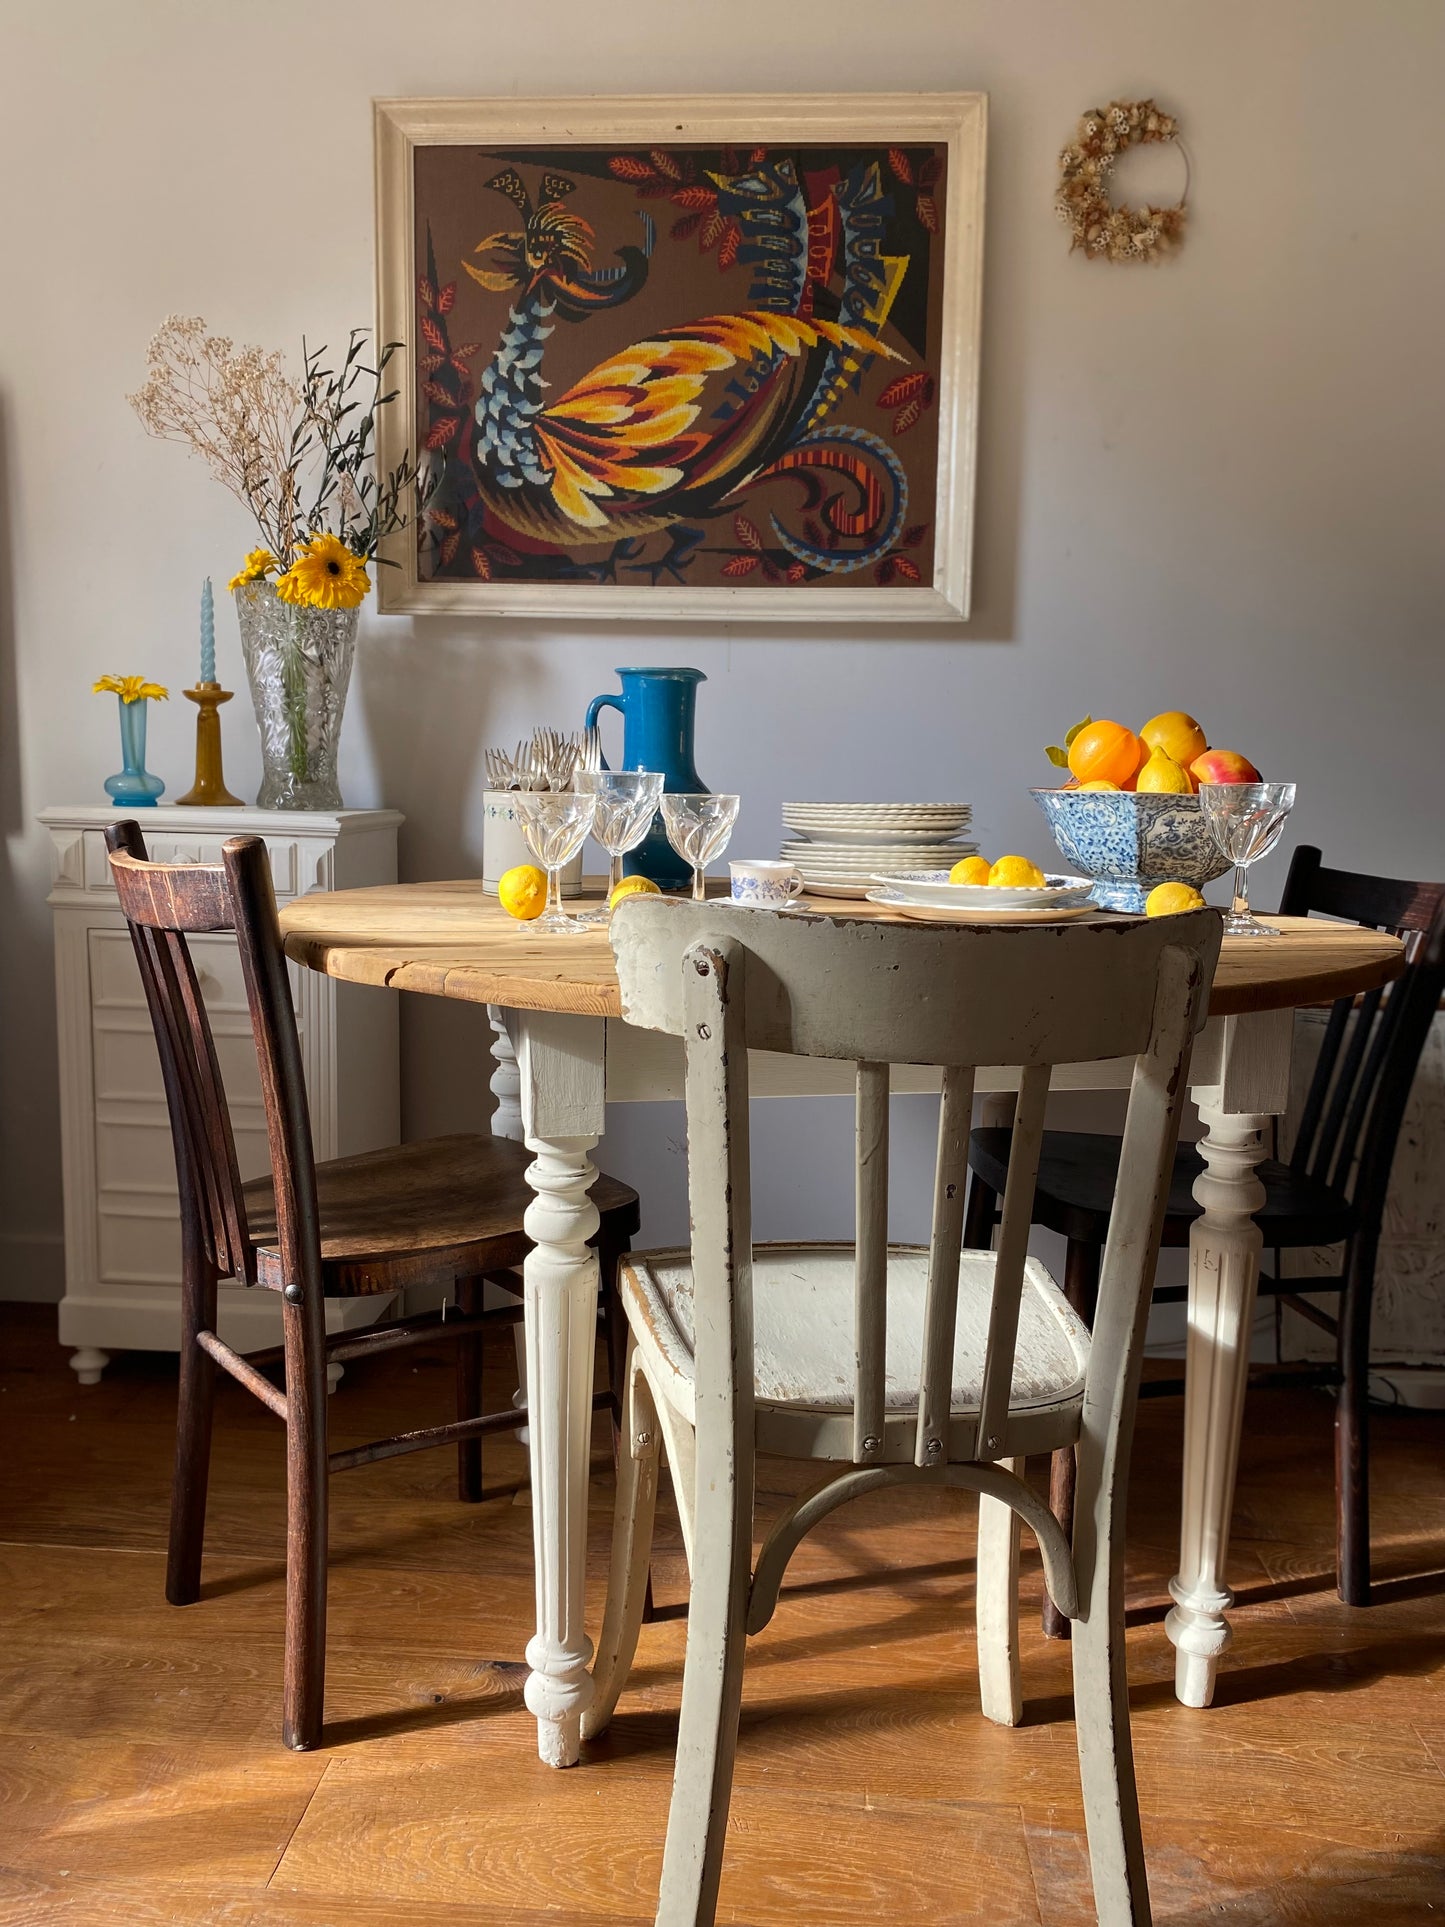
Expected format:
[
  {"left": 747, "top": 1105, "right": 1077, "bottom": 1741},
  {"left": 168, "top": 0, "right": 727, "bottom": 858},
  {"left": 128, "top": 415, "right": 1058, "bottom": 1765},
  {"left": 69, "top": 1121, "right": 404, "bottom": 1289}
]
[
  {"left": 1056, "top": 99, "right": 1187, "bottom": 263},
  {"left": 128, "top": 317, "right": 430, "bottom": 568}
]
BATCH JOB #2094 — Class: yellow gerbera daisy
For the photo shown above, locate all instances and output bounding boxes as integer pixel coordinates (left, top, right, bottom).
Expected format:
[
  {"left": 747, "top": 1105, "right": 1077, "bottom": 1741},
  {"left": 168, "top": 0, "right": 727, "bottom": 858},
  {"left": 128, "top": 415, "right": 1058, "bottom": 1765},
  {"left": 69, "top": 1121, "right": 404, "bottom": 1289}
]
[
  {"left": 275, "top": 533, "right": 371, "bottom": 611},
  {"left": 228, "top": 548, "right": 280, "bottom": 591},
  {"left": 94, "top": 675, "right": 168, "bottom": 703}
]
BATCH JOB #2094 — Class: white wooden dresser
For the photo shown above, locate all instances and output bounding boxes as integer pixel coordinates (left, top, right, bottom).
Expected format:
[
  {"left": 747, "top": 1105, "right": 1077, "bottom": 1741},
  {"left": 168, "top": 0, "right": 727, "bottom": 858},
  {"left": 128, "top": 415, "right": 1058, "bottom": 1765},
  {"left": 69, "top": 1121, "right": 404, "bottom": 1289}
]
[{"left": 41, "top": 805, "right": 404, "bottom": 1383}]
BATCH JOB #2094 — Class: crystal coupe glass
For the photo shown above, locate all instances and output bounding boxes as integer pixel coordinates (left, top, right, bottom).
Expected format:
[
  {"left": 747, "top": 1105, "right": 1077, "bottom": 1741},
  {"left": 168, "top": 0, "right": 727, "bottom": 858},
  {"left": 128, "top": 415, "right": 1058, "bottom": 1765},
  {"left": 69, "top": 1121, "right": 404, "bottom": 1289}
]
[
  {"left": 513, "top": 790, "right": 599, "bottom": 934},
  {"left": 575, "top": 768, "right": 666, "bottom": 920},
  {"left": 661, "top": 793, "right": 741, "bottom": 902},
  {"left": 1199, "top": 781, "right": 1297, "bottom": 937}
]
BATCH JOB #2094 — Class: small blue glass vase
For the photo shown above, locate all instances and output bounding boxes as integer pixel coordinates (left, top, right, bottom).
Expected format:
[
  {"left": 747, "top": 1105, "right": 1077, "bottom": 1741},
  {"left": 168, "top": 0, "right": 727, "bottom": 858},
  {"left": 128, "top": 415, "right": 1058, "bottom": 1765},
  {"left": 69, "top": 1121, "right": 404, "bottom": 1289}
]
[{"left": 104, "top": 697, "right": 165, "bottom": 807}]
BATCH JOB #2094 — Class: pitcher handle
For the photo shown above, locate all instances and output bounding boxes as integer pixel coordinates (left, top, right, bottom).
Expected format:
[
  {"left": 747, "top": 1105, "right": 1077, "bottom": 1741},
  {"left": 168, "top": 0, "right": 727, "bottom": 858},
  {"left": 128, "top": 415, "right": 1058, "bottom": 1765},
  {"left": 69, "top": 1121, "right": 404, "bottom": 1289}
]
[{"left": 585, "top": 693, "right": 623, "bottom": 772}]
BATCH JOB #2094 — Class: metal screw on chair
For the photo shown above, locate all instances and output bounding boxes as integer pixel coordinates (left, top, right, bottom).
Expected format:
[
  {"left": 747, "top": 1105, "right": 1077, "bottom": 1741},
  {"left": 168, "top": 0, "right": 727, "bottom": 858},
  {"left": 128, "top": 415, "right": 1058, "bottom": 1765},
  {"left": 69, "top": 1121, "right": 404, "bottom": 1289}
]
[
  {"left": 861, "top": 1434, "right": 882, "bottom": 1456},
  {"left": 925, "top": 1436, "right": 943, "bottom": 1462},
  {"left": 282, "top": 1282, "right": 305, "bottom": 1305}
]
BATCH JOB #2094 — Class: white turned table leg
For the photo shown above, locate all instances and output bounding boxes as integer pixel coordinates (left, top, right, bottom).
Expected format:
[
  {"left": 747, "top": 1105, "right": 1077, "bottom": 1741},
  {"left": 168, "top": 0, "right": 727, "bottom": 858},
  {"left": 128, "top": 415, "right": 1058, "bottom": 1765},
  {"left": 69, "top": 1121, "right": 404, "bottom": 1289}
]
[
  {"left": 512, "top": 1010, "right": 608, "bottom": 1767},
  {"left": 1165, "top": 1009, "right": 1293, "bottom": 1709},
  {"left": 488, "top": 1007, "right": 530, "bottom": 1440},
  {"left": 1165, "top": 1102, "right": 1268, "bottom": 1706}
]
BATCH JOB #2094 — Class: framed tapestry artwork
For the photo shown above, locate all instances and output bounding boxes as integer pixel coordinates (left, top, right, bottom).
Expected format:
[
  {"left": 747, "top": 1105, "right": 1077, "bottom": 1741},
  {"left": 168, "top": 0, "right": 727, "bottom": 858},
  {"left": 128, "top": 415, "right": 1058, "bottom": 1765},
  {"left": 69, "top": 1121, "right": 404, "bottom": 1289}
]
[{"left": 374, "top": 94, "right": 986, "bottom": 620}]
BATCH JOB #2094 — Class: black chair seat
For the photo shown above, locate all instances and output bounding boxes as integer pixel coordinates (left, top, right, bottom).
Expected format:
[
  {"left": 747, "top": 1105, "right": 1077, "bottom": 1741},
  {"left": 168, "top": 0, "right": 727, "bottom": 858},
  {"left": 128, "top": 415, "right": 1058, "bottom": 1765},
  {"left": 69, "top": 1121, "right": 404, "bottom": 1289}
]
[{"left": 968, "top": 1127, "right": 1359, "bottom": 1252}]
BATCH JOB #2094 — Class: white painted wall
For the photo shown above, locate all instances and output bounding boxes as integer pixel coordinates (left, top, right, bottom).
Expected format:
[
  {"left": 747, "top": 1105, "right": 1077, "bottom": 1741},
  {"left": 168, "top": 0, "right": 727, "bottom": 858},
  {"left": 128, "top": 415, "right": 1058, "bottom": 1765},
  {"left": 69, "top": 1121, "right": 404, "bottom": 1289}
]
[{"left": 3, "top": 1, "right": 1443, "bottom": 1297}]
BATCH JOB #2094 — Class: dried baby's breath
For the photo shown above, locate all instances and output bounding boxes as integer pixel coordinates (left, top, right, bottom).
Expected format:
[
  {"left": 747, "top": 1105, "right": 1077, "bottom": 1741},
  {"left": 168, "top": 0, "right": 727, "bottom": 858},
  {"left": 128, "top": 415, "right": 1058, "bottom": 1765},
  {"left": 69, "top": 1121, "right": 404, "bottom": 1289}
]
[{"left": 1056, "top": 98, "right": 1187, "bottom": 263}]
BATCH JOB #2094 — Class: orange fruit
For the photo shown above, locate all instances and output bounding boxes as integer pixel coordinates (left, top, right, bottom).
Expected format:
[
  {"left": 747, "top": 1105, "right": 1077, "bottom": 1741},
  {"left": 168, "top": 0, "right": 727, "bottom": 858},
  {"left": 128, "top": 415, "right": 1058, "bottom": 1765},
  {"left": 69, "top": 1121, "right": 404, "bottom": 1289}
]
[
  {"left": 1067, "top": 719, "right": 1146, "bottom": 789},
  {"left": 1140, "top": 711, "right": 1208, "bottom": 770}
]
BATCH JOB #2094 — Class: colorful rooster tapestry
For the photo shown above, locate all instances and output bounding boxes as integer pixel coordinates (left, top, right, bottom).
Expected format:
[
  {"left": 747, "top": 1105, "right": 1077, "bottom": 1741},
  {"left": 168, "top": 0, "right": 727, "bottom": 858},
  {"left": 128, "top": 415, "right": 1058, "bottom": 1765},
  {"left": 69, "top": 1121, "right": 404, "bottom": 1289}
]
[{"left": 407, "top": 137, "right": 955, "bottom": 599}]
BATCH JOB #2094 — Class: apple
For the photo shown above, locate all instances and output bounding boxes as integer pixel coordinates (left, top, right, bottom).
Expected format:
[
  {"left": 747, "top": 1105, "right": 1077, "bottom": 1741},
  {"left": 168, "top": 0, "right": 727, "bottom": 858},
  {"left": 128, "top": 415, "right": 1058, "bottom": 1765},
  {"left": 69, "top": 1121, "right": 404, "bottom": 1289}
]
[{"left": 1189, "top": 749, "right": 1261, "bottom": 786}]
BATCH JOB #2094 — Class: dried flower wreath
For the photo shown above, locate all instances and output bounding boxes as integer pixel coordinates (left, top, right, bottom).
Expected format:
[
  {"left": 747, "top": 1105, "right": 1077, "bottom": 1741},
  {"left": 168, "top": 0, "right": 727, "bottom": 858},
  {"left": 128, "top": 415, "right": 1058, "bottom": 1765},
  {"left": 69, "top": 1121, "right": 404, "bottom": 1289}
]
[{"left": 1056, "top": 99, "right": 1188, "bottom": 263}]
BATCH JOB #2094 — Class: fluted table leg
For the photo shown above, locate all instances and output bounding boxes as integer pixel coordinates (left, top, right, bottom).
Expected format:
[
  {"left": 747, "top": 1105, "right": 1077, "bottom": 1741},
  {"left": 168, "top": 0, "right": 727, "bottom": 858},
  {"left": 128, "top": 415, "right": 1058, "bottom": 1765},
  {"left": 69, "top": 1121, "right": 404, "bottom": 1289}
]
[
  {"left": 1167, "top": 1009, "right": 1292, "bottom": 1708},
  {"left": 489, "top": 1006, "right": 530, "bottom": 1439},
  {"left": 512, "top": 1010, "right": 608, "bottom": 1767}
]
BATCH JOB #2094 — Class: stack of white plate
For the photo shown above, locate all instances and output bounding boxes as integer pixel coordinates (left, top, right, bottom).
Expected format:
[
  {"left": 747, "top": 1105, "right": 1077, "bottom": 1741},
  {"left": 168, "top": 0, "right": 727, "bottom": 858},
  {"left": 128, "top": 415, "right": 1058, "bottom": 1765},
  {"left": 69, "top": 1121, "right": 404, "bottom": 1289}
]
[{"left": 781, "top": 802, "right": 976, "bottom": 899}]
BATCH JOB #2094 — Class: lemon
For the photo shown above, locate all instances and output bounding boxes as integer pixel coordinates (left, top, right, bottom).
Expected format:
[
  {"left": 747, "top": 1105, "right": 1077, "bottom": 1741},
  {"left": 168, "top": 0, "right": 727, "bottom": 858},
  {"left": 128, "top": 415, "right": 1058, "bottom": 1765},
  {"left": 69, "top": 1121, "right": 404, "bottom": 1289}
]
[
  {"left": 949, "top": 854, "right": 992, "bottom": 885},
  {"left": 608, "top": 874, "right": 662, "bottom": 910},
  {"left": 1076, "top": 778, "right": 1119, "bottom": 791},
  {"left": 1145, "top": 881, "right": 1207, "bottom": 917},
  {"left": 1135, "top": 745, "right": 1193, "bottom": 795},
  {"left": 988, "top": 855, "right": 1047, "bottom": 888},
  {"left": 498, "top": 864, "right": 547, "bottom": 921}
]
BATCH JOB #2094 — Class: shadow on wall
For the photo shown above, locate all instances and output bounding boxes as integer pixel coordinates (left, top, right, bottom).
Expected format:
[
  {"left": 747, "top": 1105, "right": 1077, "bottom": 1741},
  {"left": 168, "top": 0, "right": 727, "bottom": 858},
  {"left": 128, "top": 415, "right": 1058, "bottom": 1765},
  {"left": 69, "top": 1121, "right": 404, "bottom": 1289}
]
[
  {"left": 356, "top": 614, "right": 545, "bottom": 1140},
  {"left": 0, "top": 391, "right": 64, "bottom": 1296}
]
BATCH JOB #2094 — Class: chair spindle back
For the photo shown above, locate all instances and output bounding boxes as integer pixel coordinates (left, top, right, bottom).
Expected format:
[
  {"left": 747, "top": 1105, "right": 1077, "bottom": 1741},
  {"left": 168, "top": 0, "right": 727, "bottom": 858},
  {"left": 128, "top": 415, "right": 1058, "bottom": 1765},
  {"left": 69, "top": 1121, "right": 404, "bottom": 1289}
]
[
  {"left": 1279, "top": 846, "right": 1445, "bottom": 1224},
  {"left": 612, "top": 901, "right": 1220, "bottom": 1465},
  {"left": 104, "top": 824, "right": 322, "bottom": 1299}
]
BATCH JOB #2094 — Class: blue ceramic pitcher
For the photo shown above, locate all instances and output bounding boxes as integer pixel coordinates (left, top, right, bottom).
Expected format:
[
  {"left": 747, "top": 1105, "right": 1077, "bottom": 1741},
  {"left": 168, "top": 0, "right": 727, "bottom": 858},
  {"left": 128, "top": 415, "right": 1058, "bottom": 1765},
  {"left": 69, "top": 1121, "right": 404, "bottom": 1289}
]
[{"left": 585, "top": 667, "right": 706, "bottom": 889}]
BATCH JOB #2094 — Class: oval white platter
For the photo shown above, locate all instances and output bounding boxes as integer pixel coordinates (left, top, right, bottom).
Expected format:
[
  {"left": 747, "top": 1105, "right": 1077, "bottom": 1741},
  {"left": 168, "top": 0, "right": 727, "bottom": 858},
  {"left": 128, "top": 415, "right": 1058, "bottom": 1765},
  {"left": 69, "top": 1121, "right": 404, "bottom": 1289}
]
[
  {"left": 871, "top": 871, "right": 1096, "bottom": 911},
  {"left": 866, "top": 891, "right": 1097, "bottom": 925}
]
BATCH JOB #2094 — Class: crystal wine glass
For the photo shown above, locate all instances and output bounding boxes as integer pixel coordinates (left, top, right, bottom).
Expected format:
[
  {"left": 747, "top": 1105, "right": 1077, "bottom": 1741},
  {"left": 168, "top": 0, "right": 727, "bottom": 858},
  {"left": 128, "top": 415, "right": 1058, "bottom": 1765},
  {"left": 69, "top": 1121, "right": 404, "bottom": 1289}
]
[
  {"left": 575, "top": 768, "right": 666, "bottom": 921},
  {"left": 1199, "top": 781, "right": 1297, "bottom": 937},
  {"left": 513, "top": 790, "right": 599, "bottom": 935},
  {"left": 661, "top": 793, "right": 741, "bottom": 902}
]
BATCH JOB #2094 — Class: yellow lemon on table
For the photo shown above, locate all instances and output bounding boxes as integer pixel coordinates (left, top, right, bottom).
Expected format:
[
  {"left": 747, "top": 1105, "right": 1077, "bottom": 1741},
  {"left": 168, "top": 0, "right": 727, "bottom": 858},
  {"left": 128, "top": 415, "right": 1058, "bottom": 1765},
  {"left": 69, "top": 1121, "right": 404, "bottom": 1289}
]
[
  {"left": 1135, "top": 745, "right": 1194, "bottom": 795},
  {"left": 609, "top": 874, "right": 662, "bottom": 911},
  {"left": 988, "top": 855, "right": 1047, "bottom": 888},
  {"left": 1145, "top": 881, "right": 1207, "bottom": 917},
  {"left": 498, "top": 865, "right": 547, "bottom": 921},
  {"left": 949, "top": 854, "right": 992, "bottom": 885}
]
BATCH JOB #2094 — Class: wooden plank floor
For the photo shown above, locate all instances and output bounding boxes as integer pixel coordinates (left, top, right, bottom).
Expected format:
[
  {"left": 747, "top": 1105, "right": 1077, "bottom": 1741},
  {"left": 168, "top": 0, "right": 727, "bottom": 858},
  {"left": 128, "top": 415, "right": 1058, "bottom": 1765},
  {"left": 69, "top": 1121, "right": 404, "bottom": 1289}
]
[{"left": 1, "top": 1302, "right": 1442, "bottom": 1925}]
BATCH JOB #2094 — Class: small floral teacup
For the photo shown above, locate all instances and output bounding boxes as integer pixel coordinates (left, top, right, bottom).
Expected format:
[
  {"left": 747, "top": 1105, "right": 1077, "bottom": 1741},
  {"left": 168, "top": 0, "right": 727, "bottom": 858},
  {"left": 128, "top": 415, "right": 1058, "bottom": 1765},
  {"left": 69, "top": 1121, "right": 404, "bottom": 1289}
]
[{"left": 730, "top": 859, "right": 805, "bottom": 908}]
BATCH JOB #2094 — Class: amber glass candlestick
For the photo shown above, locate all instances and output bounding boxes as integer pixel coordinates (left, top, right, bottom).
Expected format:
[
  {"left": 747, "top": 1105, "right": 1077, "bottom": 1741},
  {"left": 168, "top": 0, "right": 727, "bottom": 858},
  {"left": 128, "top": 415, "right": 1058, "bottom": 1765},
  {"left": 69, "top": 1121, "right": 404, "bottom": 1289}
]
[{"left": 178, "top": 683, "right": 243, "bottom": 806}]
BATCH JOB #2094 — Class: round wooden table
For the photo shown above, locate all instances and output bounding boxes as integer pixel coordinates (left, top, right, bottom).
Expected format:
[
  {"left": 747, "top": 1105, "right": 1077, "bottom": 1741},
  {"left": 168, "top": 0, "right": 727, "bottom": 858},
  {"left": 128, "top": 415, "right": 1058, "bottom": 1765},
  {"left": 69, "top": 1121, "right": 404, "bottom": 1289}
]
[{"left": 280, "top": 882, "right": 1403, "bottom": 1759}]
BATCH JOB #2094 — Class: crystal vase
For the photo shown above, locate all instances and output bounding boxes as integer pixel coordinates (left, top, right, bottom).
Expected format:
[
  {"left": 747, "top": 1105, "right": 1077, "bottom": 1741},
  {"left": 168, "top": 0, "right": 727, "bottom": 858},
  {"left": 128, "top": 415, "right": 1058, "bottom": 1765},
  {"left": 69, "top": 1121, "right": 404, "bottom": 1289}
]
[
  {"left": 234, "top": 580, "right": 356, "bottom": 810},
  {"left": 104, "top": 696, "right": 164, "bottom": 807}
]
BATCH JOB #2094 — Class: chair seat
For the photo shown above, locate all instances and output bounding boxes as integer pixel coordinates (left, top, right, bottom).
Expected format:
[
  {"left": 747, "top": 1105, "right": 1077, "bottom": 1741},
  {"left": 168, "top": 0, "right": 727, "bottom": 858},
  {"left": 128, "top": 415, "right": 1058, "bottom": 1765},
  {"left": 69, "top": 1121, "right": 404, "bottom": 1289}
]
[
  {"left": 244, "top": 1133, "right": 640, "bottom": 1295},
  {"left": 969, "top": 1128, "right": 1358, "bottom": 1250},
  {"left": 621, "top": 1241, "right": 1090, "bottom": 1462}
]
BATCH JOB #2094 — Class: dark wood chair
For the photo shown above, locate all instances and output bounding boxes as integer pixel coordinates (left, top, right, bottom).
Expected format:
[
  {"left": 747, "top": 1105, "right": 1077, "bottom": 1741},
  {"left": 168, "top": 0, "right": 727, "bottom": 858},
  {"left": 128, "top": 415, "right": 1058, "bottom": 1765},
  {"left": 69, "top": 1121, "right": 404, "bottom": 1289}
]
[
  {"left": 964, "top": 845, "right": 1445, "bottom": 1625},
  {"left": 105, "top": 822, "right": 640, "bottom": 1749}
]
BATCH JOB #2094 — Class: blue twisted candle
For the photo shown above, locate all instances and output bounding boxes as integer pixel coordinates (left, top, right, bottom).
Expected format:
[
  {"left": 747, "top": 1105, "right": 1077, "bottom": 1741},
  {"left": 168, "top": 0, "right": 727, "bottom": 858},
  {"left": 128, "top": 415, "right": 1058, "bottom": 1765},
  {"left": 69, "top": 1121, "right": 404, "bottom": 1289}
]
[{"left": 200, "top": 576, "right": 215, "bottom": 684}]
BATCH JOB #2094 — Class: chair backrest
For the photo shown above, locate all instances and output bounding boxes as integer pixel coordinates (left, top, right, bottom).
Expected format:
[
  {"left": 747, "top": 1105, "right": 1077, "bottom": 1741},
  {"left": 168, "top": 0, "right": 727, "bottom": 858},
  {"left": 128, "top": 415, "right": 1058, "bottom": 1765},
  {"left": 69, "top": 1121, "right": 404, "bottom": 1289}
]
[
  {"left": 611, "top": 900, "right": 1220, "bottom": 1466},
  {"left": 104, "top": 824, "right": 321, "bottom": 1300},
  {"left": 1278, "top": 845, "right": 1445, "bottom": 1229}
]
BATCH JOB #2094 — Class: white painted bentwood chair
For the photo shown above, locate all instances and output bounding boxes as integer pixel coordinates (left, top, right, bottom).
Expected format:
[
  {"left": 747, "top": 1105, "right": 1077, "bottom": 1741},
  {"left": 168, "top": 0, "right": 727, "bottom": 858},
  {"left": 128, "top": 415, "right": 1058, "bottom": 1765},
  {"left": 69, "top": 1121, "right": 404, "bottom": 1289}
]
[{"left": 584, "top": 898, "right": 1222, "bottom": 1927}]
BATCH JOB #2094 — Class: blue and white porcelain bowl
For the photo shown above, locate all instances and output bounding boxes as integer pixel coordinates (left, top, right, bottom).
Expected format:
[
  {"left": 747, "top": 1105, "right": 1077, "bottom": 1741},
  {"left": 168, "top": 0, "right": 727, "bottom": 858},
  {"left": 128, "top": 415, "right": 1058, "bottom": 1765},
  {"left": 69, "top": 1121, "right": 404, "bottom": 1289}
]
[{"left": 1031, "top": 788, "right": 1230, "bottom": 913}]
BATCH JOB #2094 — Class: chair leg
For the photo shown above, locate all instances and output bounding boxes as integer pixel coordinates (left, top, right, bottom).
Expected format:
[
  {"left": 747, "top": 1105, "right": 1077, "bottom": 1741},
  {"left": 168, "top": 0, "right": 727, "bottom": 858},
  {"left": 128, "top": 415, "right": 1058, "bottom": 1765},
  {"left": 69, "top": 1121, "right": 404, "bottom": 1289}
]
[
  {"left": 1044, "top": 1237, "right": 1104, "bottom": 1641},
  {"left": 1070, "top": 1462, "right": 1151, "bottom": 1924},
  {"left": 582, "top": 1340, "right": 660, "bottom": 1742},
  {"left": 281, "top": 1287, "right": 330, "bottom": 1751},
  {"left": 653, "top": 1398, "right": 753, "bottom": 1924},
  {"left": 455, "top": 1276, "right": 484, "bottom": 1503},
  {"left": 976, "top": 1458, "right": 1024, "bottom": 1727},
  {"left": 1335, "top": 1231, "right": 1378, "bottom": 1607},
  {"left": 963, "top": 1172, "right": 998, "bottom": 1251},
  {"left": 165, "top": 1233, "right": 219, "bottom": 1607}
]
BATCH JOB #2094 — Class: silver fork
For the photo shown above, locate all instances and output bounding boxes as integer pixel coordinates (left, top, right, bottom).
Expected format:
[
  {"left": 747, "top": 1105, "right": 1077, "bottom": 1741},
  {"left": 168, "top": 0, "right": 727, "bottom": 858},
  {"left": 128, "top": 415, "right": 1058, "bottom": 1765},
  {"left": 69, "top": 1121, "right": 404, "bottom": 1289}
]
[{"left": 579, "top": 723, "right": 604, "bottom": 774}]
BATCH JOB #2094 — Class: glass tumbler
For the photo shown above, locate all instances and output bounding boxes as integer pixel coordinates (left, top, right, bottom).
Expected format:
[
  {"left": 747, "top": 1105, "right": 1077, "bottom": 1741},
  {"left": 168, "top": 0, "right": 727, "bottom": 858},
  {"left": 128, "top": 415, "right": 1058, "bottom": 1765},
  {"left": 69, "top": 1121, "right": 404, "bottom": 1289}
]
[
  {"left": 661, "top": 793, "right": 741, "bottom": 902},
  {"left": 1199, "top": 781, "right": 1298, "bottom": 937},
  {"left": 513, "top": 791, "right": 599, "bottom": 935},
  {"left": 575, "top": 769, "right": 666, "bottom": 920}
]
